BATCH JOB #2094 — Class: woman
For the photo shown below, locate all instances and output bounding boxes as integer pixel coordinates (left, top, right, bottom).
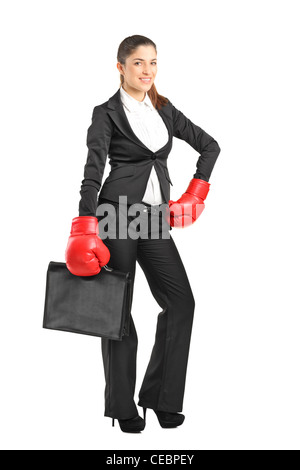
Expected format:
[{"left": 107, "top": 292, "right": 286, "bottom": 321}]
[{"left": 65, "top": 35, "right": 221, "bottom": 433}]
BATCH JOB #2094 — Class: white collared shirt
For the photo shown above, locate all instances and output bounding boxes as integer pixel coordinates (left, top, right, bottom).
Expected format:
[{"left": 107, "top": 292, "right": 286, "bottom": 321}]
[{"left": 119, "top": 85, "right": 169, "bottom": 205}]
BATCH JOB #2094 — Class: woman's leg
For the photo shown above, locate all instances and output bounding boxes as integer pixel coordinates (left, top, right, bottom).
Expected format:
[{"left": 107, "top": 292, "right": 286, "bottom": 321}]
[
  {"left": 137, "top": 234, "right": 195, "bottom": 413},
  {"left": 97, "top": 200, "right": 139, "bottom": 420}
]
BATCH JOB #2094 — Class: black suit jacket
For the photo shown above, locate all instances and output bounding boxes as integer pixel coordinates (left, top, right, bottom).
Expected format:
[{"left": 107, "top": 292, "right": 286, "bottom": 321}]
[{"left": 78, "top": 87, "right": 221, "bottom": 216}]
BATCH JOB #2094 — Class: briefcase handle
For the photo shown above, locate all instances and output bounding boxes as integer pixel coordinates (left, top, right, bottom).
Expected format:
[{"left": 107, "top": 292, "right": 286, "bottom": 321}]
[
  {"left": 103, "top": 264, "right": 132, "bottom": 289},
  {"left": 103, "top": 264, "right": 113, "bottom": 272}
]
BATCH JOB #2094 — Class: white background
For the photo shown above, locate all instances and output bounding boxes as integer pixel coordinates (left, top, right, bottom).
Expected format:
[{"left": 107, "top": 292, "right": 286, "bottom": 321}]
[{"left": 1, "top": 0, "right": 299, "bottom": 450}]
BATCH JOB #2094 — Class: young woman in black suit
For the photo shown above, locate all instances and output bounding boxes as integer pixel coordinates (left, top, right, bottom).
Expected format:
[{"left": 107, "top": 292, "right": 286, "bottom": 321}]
[{"left": 65, "top": 35, "right": 221, "bottom": 433}]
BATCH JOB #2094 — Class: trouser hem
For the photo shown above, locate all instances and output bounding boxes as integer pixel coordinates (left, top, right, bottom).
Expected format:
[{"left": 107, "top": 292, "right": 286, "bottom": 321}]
[
  {"left": 137, "top": 401, "right": 183, "bottom": 413},
  {"left": 104, "top": 411, "right": 139, "bottom": 420}
]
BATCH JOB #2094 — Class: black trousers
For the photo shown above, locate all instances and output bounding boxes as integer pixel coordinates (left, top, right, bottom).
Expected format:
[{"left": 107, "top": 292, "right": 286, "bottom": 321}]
[{"left": 97, "top": 198, "right": 195, "bottom": 420}]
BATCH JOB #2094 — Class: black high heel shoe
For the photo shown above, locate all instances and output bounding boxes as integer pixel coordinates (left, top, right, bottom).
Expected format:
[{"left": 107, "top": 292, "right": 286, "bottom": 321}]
[
  {"left": 143, "top": 408, "right": 185, "bottom": 428},
  {"left": 112, "top": 415, "right": 145, "bottom": 433}
]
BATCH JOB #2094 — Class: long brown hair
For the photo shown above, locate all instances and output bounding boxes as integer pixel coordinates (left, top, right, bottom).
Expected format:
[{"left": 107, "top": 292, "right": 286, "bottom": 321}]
[{"left": 117, "top": 35, "right": 169, "bottom": 110}]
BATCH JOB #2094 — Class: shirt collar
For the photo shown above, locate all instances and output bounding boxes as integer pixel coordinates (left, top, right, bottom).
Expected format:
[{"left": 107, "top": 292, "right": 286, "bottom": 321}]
[{"left": 120, "top": 85, "right": 154, "bottom": 112}]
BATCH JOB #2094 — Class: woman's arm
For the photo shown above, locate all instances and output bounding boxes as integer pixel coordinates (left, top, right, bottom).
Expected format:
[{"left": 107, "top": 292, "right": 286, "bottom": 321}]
[
  {"left": 167, "top": 100, "right": 221, "bottom": 228},
  {"left": 65, "top": 106, "right": 113, "bottom": 276},
  {"left": 170, "top": 101, "right": 221, "bottom": 181},
  {"left": 78, "top": 106, "right": 113, "bottom": 216}
]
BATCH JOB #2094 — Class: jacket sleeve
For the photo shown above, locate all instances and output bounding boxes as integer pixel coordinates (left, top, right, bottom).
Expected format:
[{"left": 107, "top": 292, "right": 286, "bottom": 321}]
[
  {"left": 170, "top": 101, "right": 221, "bottom": 182},
  {"left": 78, "top": 106, "right": 113, "bottom": 216}
]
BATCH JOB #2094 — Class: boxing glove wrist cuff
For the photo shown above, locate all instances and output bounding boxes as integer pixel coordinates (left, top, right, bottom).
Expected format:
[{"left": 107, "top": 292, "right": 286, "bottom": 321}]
[
  {"left": 186, "top": 178, "right": 210, "bottom": 201},
  {"left": 70, "top": 216, "right": 99, "bottom": 236}
]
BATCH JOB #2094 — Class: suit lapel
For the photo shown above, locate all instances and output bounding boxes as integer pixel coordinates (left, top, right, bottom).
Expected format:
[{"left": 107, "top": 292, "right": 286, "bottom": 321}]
[{"left": 107, "top": 88, "right": 172, "bottom": 153}]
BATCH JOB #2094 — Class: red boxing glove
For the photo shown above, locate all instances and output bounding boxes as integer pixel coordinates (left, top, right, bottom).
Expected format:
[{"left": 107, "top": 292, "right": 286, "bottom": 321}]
[
  {"left": 65, "top": 216, "right": 110, "bottom": 276},
  {"left": 167, "top": 179, "right": 210, "bottom": 228}
]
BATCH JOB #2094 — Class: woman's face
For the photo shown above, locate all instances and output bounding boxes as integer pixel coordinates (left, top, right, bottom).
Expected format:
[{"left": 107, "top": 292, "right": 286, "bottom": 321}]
[{"left": 117, "top": 45, "right": 157, "bottom": 99}]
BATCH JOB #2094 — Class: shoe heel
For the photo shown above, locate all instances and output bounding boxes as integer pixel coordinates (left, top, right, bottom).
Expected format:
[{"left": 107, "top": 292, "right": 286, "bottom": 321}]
[
  {"left": 112, "top": 418, "right": 115, "bottom": 427},
  {"left": 143, "top": 407, "right": 147, "bottom": 422}
]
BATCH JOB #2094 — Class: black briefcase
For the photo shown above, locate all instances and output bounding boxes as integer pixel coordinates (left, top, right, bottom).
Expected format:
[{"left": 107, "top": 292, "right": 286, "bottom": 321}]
[{"left": 43, "top": 262, "right": 132, "bottom": 341}]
